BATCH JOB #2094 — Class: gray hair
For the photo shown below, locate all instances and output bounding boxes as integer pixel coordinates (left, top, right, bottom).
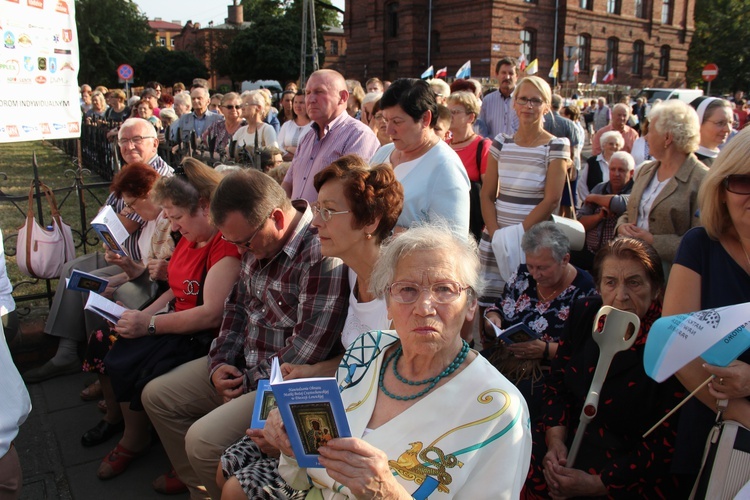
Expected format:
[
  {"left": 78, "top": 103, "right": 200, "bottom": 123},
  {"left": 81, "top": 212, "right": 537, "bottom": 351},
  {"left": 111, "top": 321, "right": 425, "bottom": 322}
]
[
  {"left": 647, "top": 99, "right": 700, "bottom": 154},
  {"left": 362, "top": 91, "right": 382, "bottom": 107},
  {"left": 370, "top": 223, "right": 485, "bottom": 299},
  {"left": 173, "top": 92, "right": 191, "bottom": 108},
  {"left": 610, "top": 151, "right": 636, "bottom": 171},
  {"left": 600, "top": 130, "right": 625, "bottom": 148},
  {"left": 521, "top": 221, "right": 570, "bottom": 262},
  {"left": 118, "top": 117, "right": 156, "bottom": 140}
]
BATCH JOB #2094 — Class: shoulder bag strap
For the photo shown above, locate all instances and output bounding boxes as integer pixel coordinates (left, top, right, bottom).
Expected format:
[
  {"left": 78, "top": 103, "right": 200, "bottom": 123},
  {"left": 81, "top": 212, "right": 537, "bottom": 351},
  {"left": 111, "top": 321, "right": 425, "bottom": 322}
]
[{"left": 23, "top": 182, "right": 37, "bottom": 277}]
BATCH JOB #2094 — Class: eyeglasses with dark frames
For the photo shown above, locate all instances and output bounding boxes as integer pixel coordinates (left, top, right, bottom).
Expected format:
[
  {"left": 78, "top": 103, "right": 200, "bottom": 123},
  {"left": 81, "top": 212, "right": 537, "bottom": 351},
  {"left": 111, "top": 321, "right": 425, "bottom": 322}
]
[
  {"left": 724, "top": 175, "right": 750, "bottom": 195},
  {"left": 221, "top": 211, "right": 273, "bottom": 249}
]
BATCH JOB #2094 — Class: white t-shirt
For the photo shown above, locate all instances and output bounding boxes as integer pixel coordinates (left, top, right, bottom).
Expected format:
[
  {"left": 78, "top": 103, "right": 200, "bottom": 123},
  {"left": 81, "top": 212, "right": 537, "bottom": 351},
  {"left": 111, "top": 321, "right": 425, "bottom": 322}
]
[{"left": 341, "top": 267, "right": 390, "bottom": 348}]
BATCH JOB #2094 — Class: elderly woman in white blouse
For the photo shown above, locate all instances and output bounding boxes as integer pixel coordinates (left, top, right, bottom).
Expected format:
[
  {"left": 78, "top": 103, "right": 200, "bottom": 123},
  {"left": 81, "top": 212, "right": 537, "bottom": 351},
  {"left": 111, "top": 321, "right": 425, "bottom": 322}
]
[{"left": 577, "top": 130, "right": 623, "bottom": 202}]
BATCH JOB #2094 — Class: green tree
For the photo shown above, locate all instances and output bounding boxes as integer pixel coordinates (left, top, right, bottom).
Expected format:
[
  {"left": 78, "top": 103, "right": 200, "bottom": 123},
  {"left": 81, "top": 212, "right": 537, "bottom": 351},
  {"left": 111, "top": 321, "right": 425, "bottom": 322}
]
[
  {"left": 75, "top": 0, "right": 154, "bottom": 86},
  {"left": 687, "top": 0, "right": 750, "bottom": 93},
  {"left": 134, "top": 48, "right": 209, "bottom": 87},
  {"left": 221, "top": 0, "right": 339, "bottom": 83}
]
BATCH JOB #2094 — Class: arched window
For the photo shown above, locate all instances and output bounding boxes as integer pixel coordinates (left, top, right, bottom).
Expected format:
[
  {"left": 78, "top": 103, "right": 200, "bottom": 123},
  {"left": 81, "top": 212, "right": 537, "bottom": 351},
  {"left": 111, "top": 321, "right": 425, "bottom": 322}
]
[
  {"left": 659, "top": 45, "right": 670, "bottom": 77},
  {"left": 520, "top": 29, "right": 536, "bottom": 63},
  {"left": 635, "top": 0, "right": 646, "bottom": 18},
  {"left": 386, "top": 3, "right": 399, "bottom": 38},
  {"left": 661, "top": 0, "right": 672, "bottom": 23},
  {"left": 577, "top": 34, "right": 591, "bottom": 73},
  {"left": 607, "top": 0, "right": 621, "bottom": 14},
  {"left": 606, "top": 37, "right": 619, "bottom": 76},
  {"left": 632, "top": 41, "right": 644, "bottom": 76}
]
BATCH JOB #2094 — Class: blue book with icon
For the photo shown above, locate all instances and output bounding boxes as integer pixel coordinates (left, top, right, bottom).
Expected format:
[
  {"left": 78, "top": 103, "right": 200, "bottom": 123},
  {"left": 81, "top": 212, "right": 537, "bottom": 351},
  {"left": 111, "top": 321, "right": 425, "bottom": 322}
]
[
  {"left": 91, "top": 206, "right": 129, "bottom": 257},
  {"left": 267, "top": 358, "right": 351, "bottom": 468},
  {"left": 250, "top": 379, "right": 276, "bottom": 429},
  {"left": 66, "top": 269, "right": 108, "bottom": 294},
  {"left": 484, "top": 313, "right": 542, "bottom": 344}
]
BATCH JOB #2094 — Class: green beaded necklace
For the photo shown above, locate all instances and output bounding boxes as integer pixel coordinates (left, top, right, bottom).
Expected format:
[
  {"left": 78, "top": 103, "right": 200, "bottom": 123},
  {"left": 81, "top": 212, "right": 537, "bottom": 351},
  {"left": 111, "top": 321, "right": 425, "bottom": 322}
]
[{"left": 378, "top": 340, "right": 470, "bottom": 401}]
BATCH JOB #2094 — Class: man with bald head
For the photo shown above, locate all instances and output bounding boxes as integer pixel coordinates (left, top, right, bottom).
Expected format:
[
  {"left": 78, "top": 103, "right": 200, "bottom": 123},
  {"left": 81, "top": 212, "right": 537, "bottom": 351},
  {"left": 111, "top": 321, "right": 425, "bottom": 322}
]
[
  {"left": 170, "top": 86, "right": 222, "bottom": 144},
  {"left": 282, "top": 69, "right": 379, "bottom": 202},
  {"left": 23, "top": 118, "right": 173, "bottom": 383},
  {"left": 591, "top": 103, "right": 639, "bottom": 155}
]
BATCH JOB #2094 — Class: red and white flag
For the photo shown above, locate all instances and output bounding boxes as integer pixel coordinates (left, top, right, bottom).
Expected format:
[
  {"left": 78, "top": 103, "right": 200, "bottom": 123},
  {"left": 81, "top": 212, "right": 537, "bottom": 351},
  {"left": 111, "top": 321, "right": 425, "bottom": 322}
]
[
  {"left": 573, "top": 60, "right": 580, "bottom": 75},
  {"left": 435, "top": 67, "right": 448, "bottom": 78},
  {"left": 518, "top": 53, "right": 528, "bottom": 72},
  {"left": 602, "top": 68, "right": 615, "bottom": 83}
]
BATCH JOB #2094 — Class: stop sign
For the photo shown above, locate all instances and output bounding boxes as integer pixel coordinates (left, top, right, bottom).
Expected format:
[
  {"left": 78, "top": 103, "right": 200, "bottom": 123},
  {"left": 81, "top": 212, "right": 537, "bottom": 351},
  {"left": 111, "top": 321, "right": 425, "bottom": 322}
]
[{"left": 702, "top": 63, "right": 719, "bottom": 82}]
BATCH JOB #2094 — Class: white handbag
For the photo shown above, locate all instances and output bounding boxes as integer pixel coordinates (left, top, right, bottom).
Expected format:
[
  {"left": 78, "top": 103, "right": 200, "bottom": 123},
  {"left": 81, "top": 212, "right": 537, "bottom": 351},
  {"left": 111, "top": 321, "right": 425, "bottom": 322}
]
[{"left": 16, "top": 182, "right": 76, "bottom": 279}]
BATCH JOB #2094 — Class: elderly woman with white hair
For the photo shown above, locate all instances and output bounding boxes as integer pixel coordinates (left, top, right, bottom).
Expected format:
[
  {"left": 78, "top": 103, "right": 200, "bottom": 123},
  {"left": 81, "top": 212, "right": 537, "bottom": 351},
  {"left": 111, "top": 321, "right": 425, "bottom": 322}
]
[
  {"left": 616, "top": 99, "right": 708, "bottom": 273},
  {"left": 172, "top": 92, "right": 191, "bottom": 118},
  {"left": 690, "top": 96, "right": 734, "bottom": 167},
  {"left": 573, "top": 151, "right": 636, "bottom": 270},
  {"left": 231, "top": 90, "right": 279, "bottom": 163},
  {"left": 577, "top": 130, "right": 624, "bottom": 202},
  {"left": 264, "top": 223, "right": 532, "bottom": 499}
]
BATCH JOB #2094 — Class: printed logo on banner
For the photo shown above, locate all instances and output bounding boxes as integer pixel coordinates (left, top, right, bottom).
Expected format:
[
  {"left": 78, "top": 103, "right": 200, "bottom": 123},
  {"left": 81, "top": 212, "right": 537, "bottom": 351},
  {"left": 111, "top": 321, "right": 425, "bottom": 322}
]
[
  {"left": 48, "top": 57, "right": 56, "bottom": 73},
  {"left": 49, "top": 76, "right": 69, "bottom": 85},
  {"left": 23, "top": 56, "right": 34, "bottom": 72},
  {"left": 0, "top": 59, "right": 20, "bottom": 75},
  {"left": 7, "top": 126, "right": 19, "bottom": 137},
  {"left": 52, "top": 123, "right": 66, "bottom": 131},
  {"left": 4, "top": 32, "right": 15, "bottom": 49},
  {"left": 61, "top": 29, "right": 72, "bottom": 43},
  {"left": 67, "top": 122, "right": 79, "bottom": 133},
  {"left": 40, "top": 123, "right": 50, "bottom": 134},
  {"left": 22, "top": 125, "right": 37, "bottom": 134},
  {"left": 54, "top": 48, "right": 71, "bottom": 55},
  {"left": 35, "top": 75, "right": 46, "bottom": 84},
  {"left": 37, "top": 57, "right": 46, "bottom": 70},
  {"left": 27, "top": 0, "right": 43, "bottom": 9},
  {"left": 55, "top": 0, "right": 68, "bottom": 14},
  {"left": 17, "top": 34, "right": 31, "bottom": 47},
  {"left": 52, "top": 34, "right": 59, "bottom": 44},
  {"left": 60, "top": 61, "right": 74, "bottom": 71}
]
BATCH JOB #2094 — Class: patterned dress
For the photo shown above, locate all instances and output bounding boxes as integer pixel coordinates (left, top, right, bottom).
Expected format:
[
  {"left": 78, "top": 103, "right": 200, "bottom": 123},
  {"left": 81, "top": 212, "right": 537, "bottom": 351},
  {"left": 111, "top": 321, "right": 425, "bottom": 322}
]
[
  {"left": 478, "top": 135, "right": 571, "bottom": 304},
  {"left": 524, "top": 297, "right": 688, "bottom": 498}
]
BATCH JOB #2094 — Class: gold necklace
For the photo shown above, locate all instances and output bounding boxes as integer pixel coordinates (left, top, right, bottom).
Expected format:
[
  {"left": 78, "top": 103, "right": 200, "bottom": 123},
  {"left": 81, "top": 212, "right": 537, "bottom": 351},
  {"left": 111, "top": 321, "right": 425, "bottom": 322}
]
[
  {"left": 537, "top": 267, "right": 570, "bottom": 303},
  {"left": 516, "top": 128, "right": 546, "bottom": 147}
]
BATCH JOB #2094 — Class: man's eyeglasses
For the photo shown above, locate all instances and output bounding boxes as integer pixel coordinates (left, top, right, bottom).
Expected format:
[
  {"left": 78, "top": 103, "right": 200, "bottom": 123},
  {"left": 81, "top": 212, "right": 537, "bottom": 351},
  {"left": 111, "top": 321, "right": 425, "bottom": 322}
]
[
  {"left": 386, "top": 281, "right": 471, "bottom": 304},
  {"left": 117, "top": 136, "right": 156, "bottom": 147},
  {"left": 515, "top": 97, "right": 544, "bottom": 107},
  {"left": 724, "top": 175, "right": 750, "bottom": 195},
  {"left": 221, "top": 212, "right": 273, "bottom": 249},
  {"left": 312, "top": 205, "right": 350, "bottom": 222},
  {"left": 223, "top": 105, "right": 242, "bottom": 110}
]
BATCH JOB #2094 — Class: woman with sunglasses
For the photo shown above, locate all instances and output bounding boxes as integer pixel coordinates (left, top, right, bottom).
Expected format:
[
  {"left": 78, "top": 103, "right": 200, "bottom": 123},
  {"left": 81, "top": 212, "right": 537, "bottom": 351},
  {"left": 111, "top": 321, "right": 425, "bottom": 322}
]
[
  {"left": 264, "top": 224, "right": 531, "bottom": 499},
  {"left": 82, "top": 158, "right": 240, "bottom": 481},
  {"left": 202, "top": 93, "right": 246, "bottom": 160},
  {"left": 478, "top": 76, "right": 570, "bottom": 308},
  {"left": 277, "top": 90, "right": 311, "bottom": 161},
  {"left": 217, "top": 154, "right": 404, "bottom": 498},
  {"left": 662, "top": 127, "right": 750, "bottom": 485},
  {"left": 616, "top": 100, "right": 708, "bottom": 275}
]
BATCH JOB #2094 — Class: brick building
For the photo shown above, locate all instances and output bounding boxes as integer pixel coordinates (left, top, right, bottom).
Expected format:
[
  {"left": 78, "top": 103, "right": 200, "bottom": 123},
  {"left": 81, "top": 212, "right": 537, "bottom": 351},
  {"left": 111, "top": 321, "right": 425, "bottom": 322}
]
[
  {"left": 148, "top": 19, "right": 183, "bottom": 51},
  {"left": 343, "top": 0, "right": 694, "bottom": 89}
]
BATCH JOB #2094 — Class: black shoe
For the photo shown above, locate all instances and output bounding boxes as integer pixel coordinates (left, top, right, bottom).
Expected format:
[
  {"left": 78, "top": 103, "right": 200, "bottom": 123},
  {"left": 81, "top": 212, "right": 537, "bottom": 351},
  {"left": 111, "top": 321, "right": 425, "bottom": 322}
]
[{"left": 81, "top": 419, "right": 124, "bottom": 447}]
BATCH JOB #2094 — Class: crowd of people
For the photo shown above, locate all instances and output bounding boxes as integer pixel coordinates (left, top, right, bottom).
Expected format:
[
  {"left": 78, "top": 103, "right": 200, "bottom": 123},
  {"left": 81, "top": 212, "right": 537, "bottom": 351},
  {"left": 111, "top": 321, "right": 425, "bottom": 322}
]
[{"left": 4, "top": 61, "right": 750, "bottom": 499}]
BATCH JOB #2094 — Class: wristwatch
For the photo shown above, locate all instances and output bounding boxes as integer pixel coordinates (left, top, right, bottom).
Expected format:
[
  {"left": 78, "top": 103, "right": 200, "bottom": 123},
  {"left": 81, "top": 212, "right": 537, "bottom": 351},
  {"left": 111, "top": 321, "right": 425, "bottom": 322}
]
[{"left": 148, "top": 315, "right": 157, "bottom": 336}]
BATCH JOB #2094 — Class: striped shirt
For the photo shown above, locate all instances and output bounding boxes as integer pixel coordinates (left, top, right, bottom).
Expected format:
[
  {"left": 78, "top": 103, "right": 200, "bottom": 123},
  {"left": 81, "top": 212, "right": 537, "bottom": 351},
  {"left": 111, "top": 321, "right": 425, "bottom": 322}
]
[
  {"left": 104, "top": 154, "right": 173, "bottom": 260},
  {"left": 208, "top": 201, "right": 349, "bottom": 392},
  {"left": 283, "top": 111, "right": 380, "bottom": 202},
  {"left": 479, "top": 90, "right": 519, "bottom": 138}
]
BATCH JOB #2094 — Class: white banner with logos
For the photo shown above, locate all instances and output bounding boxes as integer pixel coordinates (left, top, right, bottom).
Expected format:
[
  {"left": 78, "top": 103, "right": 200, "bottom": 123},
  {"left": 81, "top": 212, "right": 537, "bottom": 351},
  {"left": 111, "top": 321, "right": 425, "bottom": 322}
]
[{"left": 0, "top": 0, "right": 80, "bottom": 142}]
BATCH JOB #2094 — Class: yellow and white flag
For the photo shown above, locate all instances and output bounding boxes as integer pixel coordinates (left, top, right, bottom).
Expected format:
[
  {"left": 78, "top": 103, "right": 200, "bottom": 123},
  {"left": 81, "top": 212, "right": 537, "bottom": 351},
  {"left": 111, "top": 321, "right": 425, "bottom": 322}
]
[
  {"left": 549, "top": 59, "right": 559, "bottom": 79},
  {"left": 526, "top": 59, "right": 539, "bottom": 75}
]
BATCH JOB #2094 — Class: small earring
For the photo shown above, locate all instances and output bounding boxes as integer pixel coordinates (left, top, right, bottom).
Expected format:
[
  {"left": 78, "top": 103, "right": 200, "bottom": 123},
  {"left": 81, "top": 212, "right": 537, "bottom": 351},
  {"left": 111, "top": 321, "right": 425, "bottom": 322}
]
[{"left": 365, "top": 233, "right": 372, "bottom": 240}]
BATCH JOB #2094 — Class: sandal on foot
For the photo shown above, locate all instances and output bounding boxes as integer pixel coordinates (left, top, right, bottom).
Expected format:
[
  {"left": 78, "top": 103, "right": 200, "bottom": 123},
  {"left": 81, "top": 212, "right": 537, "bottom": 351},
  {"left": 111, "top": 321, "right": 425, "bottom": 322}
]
[
  {"left": 97, "top": 443, "right": 146, "bottom": 479},
  {"left": 80, "top": 380, "right": 102, "bottom": 401},
  {"left": 97, "top": 400, "right": 107, "bottom": 413},
  {"left": 152, "top": 468, "right": 188, "bottom": 495}
]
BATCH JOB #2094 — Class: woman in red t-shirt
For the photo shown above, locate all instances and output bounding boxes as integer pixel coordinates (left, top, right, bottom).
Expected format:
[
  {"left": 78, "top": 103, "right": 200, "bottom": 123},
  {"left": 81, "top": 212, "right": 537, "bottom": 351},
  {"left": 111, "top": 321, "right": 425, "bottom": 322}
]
[
  {"left": 448, "top": 91, "right": 491, "bottom": 241},
  {"left": 82, "top": 158, "right": 241, "bottom": 480}
]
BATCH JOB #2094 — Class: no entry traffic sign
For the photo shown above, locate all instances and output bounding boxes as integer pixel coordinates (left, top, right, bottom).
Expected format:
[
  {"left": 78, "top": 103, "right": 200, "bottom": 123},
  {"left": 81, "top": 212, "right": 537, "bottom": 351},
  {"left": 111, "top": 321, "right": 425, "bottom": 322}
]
[
  {"left": 702, "top": 63, "right": 718, "bottom": 82},
  {"left": 117, "top": 64, "right": 134, "bottom": 82}
]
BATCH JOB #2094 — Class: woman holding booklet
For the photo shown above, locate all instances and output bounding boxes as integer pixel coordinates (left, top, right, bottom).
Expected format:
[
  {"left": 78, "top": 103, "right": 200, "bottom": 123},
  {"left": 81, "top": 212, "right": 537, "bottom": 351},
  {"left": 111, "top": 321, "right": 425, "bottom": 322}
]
[
  {"left": 524, "top": 237, "right": 689, "bottom": 498},
  {"left": 482, "top": 222, "right": 596, "bottom": 419},
  {"left": 81, "top": 158, "right": 240, "bottom": 480},
  {"left": 663, "top": 127, "right": 750, "bottom": 483},
  {"left": 264, "top": 224, "right": 532, "bottom": 499},
  {"left": 218, "top": 154, "right": 404, "bottom": 499}
]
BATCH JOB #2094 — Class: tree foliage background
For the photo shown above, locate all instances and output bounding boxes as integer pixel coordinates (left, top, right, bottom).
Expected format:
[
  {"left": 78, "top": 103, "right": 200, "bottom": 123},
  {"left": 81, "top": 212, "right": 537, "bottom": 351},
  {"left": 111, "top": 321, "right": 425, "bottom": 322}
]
[
  {"left": 687, "top": 0, "right": 750, "bottom": 93},
  {"left": 75, "top": 0, "right": 153, "bottom": 86},
  {"left": 218, "top": 0, "right": 340, "bottom": 85},
  {"left": 135, "top": 48, "right": 208, "bottom": 87}
]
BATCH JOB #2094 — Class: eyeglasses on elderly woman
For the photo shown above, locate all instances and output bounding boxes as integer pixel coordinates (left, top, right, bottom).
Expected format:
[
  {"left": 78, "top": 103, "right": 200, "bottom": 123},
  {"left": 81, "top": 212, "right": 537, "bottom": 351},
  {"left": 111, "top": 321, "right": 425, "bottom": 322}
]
[
  {"left": 723, "top": 175, "right": 750, "bottom": 195},
  {"left": 387, "top": 281, "right": 472, "bottom": 304}
]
